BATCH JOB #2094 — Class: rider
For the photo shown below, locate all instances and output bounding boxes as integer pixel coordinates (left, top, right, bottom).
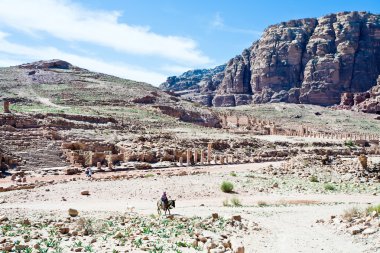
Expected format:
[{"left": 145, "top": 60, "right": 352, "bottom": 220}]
[{"left": 161, "top": 192, "right": 169, "bottom": 207}]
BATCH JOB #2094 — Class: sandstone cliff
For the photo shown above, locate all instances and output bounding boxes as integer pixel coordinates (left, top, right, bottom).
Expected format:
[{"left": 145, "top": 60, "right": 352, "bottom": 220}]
[
  {"left": 339, "top": 75, "right": 380, "bottom": 113},
  {"left": 161, "top": 11, "right": 380, "bottom": 113},
  {"left": 160, "top": 65, "right": 225, "bottom": 106}
]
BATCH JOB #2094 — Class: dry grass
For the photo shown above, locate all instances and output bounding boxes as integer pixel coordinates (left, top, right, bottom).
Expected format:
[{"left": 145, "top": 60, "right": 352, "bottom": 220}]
[
  {"left": 343, "top": 207, "right": 362, "bottom": 221},
  {"left": 257, "top": 200, "right": 268, "bottom": 207},
  {"left": 277, "top": 199, "right": 320, "bottom": 205}
]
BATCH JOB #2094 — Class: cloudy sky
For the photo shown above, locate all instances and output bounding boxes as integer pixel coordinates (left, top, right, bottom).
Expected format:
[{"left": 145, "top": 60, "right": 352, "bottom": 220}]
[{"left": 0, "top": 0, "right": 378, "bottom": 85}]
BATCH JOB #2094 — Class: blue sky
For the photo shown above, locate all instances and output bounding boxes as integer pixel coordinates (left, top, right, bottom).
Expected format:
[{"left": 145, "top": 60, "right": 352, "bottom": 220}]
[{"left": 0, "top": 0, "right": 378, "bottom": 85}]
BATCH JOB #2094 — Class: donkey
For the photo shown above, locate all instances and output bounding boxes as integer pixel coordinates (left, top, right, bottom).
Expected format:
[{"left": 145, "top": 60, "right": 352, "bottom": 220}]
[{"left": 157, "top": 199, "right": 176, "bottom": 215}]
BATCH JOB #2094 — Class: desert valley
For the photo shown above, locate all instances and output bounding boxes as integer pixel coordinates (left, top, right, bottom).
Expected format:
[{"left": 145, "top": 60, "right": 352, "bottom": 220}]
[{"left": 0, "top": 7, "right": 380, "bottom": 253}]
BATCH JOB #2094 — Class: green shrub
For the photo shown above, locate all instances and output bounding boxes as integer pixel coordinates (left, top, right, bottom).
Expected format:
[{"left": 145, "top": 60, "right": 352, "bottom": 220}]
[
  {"left": 324, "top": 183, "right": 335, "bottom": 191},
  {"left": 221, "top": 181, "right": 234, "bottom": 193},
  {"left": 367, "top": 204, "right": 380, "bottom": 214},
  {"left": 344, "top": 140, "right": 354, "bottom": 147}
]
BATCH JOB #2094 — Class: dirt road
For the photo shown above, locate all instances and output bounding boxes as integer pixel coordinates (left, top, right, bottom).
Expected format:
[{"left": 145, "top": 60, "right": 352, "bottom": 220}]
[{"left": 1, "top": 162, "right": 378, "bottom": 252}]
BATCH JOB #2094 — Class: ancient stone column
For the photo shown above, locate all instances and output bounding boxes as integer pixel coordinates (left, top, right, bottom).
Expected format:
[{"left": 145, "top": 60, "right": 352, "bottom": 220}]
[
  {"left": 200, "top": 150, "right": 204, "bottom": 165},
  {"left": 187, "top": 149, "right": 191, "bottom": 166},
  {"left": 213, "top": 155, "right": 217, "bottom": 164},
  {"left": 3, "top": 101, "right": 10, "bottom": 113},
  {"left": 207, "top": 142, "right": 212, "bottom": 164},
  {"left": 179, "top": 156, "right": 183, "bottom": 166},
  {"left": 220, "top": 155, "right": 224, "bottom": 165},
  {"left": 97, "top": 162, "right": 101, "bottom": 170},
  {"left": 194, "top": 149, "right": 198, "bottom": 165},
  {"left": 108, "top": 161, "right": 113, "bottom": 170},
  {"left": 173, "top": 149, "right": 177, "bottom": 162}
]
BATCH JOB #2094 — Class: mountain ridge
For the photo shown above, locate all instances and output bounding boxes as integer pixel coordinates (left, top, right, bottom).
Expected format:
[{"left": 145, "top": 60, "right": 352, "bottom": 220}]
[{"left": 160, "top": 11, "right": 380, "bottom": 113}]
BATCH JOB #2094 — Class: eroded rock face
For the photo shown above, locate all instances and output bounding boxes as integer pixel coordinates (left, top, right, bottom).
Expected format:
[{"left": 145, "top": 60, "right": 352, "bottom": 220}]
[
  {"left": 162, "top": 12, "right": 380, "bottom": 109},
  {"left": 160, "top": 65, "right": 225, "bottom": 92},
  {"left": 342, "top": 75, "right": 380, "bottom": 114}
]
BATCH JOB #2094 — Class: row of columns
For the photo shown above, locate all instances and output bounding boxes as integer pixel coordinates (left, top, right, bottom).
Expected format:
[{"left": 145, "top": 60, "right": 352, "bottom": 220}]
[
  {"left": 281, "top": 126, "right": 380, "bottom": 141},
  {"left": 179, "top": 143, "right": 241, "bottom": 166},
  {"left": 221, "top": 113, "right": 380, "bottom": 142}
]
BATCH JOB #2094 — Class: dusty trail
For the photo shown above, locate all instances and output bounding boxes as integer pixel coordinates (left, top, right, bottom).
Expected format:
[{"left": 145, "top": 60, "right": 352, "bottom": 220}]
[{"left": 1, "top": 162, "right": 378, "bottom": 252}]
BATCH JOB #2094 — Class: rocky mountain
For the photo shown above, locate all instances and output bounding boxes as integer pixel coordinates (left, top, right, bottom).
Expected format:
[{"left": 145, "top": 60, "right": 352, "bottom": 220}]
[
  {"left": 160, "top": 65, "right": 225, "bottom": 91},
  {"left": 160, "top": 11, "right": 380, "bottom": 113},
  {"left": 160, "top": 65, "right": 226, "bottom": 106},
  {"left": 339, "top": 75, "right": 380, "bottom": 113}
]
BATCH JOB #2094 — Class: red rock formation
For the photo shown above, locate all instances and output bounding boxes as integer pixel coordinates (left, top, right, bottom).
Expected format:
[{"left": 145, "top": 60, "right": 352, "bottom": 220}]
[{"left": 163, "top": 12, "right": 380, "bottom": 110}]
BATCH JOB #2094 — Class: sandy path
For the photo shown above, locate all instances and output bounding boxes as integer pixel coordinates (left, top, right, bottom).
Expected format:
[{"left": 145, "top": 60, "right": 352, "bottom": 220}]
[
  {"left": 1, "top": 162, "right": 378, "bottom": 252},
  {"left": 36, "top": 97, "right": 69, "bottom": 109}
]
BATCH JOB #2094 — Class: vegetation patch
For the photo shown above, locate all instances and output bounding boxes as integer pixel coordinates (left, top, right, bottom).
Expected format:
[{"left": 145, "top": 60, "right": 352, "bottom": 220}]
[{"left": 221, "top": 181, "right": 234, "bottom": 193}]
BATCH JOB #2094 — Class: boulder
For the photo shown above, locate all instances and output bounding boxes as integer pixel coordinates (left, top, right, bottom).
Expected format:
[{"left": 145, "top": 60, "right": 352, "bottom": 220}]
[
  {"left": 80, "top": 191, "right": 90, "bottom": 195},
  {"left": 68, "top": 208, "right": 79, "bottom": 217}
]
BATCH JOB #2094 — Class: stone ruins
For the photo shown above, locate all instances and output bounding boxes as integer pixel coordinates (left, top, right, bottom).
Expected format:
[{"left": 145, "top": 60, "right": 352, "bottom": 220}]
[
  {"left": 3, "top": 101, "right": 10, "bottom": 114},
  {"left": 218, "top": 112, "right": 380, "bottom": 142}
]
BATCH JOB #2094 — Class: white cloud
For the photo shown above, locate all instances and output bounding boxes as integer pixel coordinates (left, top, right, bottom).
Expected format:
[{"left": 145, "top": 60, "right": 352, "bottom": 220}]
[
  {"left": 0, "top": 33, "right": 167, "bottom": 85},
  {"left": 0, "top": 0, "right": 211, "bottom": 65},
  {"left": 211, "top": 12, "right": 224, "bottom": 29},
  {"left": 210, "top": 12, "right": 262, "bottom": 36}
]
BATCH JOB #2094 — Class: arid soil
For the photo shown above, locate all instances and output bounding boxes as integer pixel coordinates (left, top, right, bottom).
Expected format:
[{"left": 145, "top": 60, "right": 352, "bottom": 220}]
[{"left": 1, "top": 161, "right": 379, "bottom": 252}]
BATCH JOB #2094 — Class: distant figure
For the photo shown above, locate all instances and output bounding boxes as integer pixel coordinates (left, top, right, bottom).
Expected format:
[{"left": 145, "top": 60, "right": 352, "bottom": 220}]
[
  {"left": 85, "top": 167, "right": 93, "bottom": 178},
  {"left": 157, "top": 192, "right": 175, "bottom": 215},
  {"left": 161, "top": 192, "right": 169, "bottom": 207}
]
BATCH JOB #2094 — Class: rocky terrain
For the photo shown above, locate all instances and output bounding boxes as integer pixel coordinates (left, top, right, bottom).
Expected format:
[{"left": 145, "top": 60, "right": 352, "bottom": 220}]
[
  {"left": 0, "top": 59, "right": 221, "bottom": 128},
  {"left": 1, "top": 56, "right": 380, "bottom": 252},
  {"left": 327, "top": 204, "right": 380, "bottom": 252},
  {"left": 1, "top": 161, "right": 379, "bottom": 252},
  {"left": 161, "top": 11, "right": 380, "bottom": 113}
]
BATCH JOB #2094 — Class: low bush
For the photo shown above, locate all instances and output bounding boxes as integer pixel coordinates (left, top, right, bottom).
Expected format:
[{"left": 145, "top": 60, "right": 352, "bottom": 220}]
[
  {"left": 230, "top": 197, "right": 242, "bottom": 207},
  {"left": 221, "top": 181, "right": 234, "bottom": 193},
  {"left": 324, "top": 183, "right": 335, "bottom": 191}
]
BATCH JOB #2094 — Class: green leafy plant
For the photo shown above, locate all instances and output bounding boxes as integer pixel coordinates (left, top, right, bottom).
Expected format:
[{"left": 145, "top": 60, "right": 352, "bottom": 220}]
[{"left": 84, "top": 245, "right": 94, "bottom": 252}]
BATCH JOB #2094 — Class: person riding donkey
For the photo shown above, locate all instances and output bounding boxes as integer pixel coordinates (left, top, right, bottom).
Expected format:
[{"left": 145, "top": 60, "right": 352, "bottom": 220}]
[
  {"left": 161, "top": 192, "right": 169, "bottom": 208},
  {"left": 157, "top": 192, "right": 176, "bottom": 215}
]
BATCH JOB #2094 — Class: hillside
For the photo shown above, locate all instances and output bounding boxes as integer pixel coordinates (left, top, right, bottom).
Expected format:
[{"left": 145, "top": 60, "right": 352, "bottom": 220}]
[
  {"left": 160, "top": 11, "right": 380, "bottom": 113},
  {"left": 0, "top": 59, "right": 221, "bottom": 127}
]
